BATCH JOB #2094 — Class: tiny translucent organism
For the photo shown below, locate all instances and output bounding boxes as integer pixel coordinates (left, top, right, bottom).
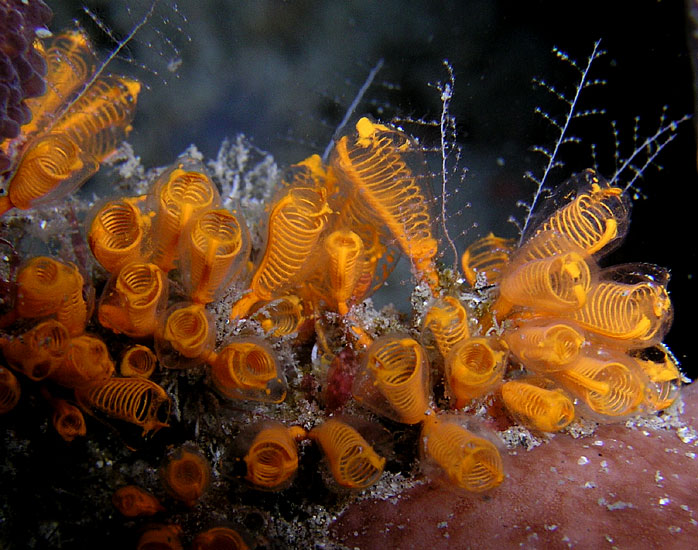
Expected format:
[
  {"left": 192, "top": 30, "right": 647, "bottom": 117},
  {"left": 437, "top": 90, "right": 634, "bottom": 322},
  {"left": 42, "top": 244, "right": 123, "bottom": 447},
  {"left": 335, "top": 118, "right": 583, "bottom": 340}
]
[
  {"left": 48, "top": 75, "right": 140, "bottom": 161},
  {"left": 503, "top": 319, "right": 585, "bottom": 373},
  {"left": 322, "top": 216, "right": 398, "bottom": 307},
  {"left": 155, "top": 302, "right": 216, "bottom": 369},
  {"left": 421, "top": 414, "right": 504, "bottom": 492},
  {"left": 209, "top": 338, "right": 286, "bottom": 403},
  {"left": 243, "top": 424, "right": 307, "bottom": 490},
  {"left": 496, "top": 247, "right": 593, "bottom": 318},
  {"left": 112, "top": 485, "right": 164, "bottom": 517},
  {"left": 181, "top": 208, "right": 250, "bottom": 304},
  {"left": 0, "top": 319, "right": 70, "bottom": 381},
  {"left": 49, "top": 334, "right": 114, "bottom": 389},
  {"left": 445, "top": 337, "right": 506, "bottom": 408},
  {"left": 523, "top": 169, "right": 631, "bottom": 258},
  {"left": 331, "top": 117, "right": 439, "bottom": 291},
  {"left": 0, "top": 132, "right": 99, "bottom": 214},
  {"left": 0, "top": 69, "right": 141, "bottom": 215},
  {"left": 250, "top": 295, "right": 306, "bottom": 338},
  {"left": 303, "top": 222, "right": 394, "bottom": 319},
  {"left": 192, "top": 527, "right": 249, "bottom": 550},
  {"left": 50, "top": 397, "right": 87, "bottom": 441},
  {"left": 14, "top": 256, "right": 87, "bottom": 336},
  {"left": 563, "top": 265, "right": 672, "bottom": 347},
  {"left": 21, "top": 30, "right": 97, "bottom": 138},
  {"left": 161, "top": 447, "right": 211, "bottom": 507},
  {"left": 120, "top": 344, "right": 158, "bottom": 379},
  {"left": 98, "top": 262, "right": 168, "bottom": 338},
  {"left": 88, "top": 196, "right": 151, "bottom": 274},
  {"left": 461, "top": 233, "right": 516, "bottom": 287},
  {"left": 76, "top": 376, "right": 170, "bottom": 436},
  {"left": 322, "top": 228, "right": 366, "bottom": 315},
  {"left": 500, "top": 379, "right": 575, "bottom": 432},
  {"left": 0, "top": 367, "right": 21, "bottom": 414},
  {"left": 553, "top": 352, "right": 647, "bottom": 417},
  {"left": 355, "top": 335, "right": 430, "bottom": 424},
  {"left": 309, "top": 418, "right": 385, "bottom": 489},
  {"left": 422, "top": 295, "right": 470, "bottom": 361},
  {"left": 149, "top": 157, "right": 221, "bottom": 272},
  {"left": 230, "top": 157, "right": 331, "bottom": 319}
]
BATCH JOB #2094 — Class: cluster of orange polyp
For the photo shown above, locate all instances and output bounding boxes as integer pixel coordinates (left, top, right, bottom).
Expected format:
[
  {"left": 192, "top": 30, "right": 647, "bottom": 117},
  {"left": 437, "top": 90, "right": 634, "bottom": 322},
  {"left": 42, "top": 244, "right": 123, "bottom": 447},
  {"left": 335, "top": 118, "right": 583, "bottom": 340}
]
[
  {"left": 112, "top": 444, "right": 254, "bottom": 548},
  {"left": 0, "top": 109, "right": 685, "bottom": 541},
  {"left": 0, "top": 267, "right": 171, "bottom": 439},
  {"left": 353, "top": 335, "right": 505, "bottom": 492},
  {"left": 240, "top": 420, "right": 385, "bottom": 492},
  {"left": 0, "top": 30, "right": 140, "bottom": 217},
  {"left": 219, "top": 116, "right": 504, "bottom": 493},
  {"left": 460, "top": 169, "right": 680, "bottom": 430},
  {"left": 0, "top": 253, "right": 171, "bottom": 440},
  {"left": 88, "top": 154, "right": 292, "bottom": 405},
  {"left": 228, "top": 115, "right": 438, "bottom": 323}
]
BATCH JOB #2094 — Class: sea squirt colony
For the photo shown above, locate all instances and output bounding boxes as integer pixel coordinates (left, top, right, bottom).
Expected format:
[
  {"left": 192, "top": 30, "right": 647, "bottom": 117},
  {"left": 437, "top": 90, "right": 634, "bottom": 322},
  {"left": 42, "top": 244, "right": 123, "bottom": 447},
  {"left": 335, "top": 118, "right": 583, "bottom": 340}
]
[{"left": 0, "top": 25, "right": 683, "bottom": 549}]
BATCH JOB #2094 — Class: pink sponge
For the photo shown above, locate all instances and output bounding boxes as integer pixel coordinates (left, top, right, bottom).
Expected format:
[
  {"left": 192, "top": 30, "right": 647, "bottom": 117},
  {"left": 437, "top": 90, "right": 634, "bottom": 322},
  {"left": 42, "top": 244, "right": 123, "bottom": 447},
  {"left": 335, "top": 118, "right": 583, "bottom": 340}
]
[{"left": 0, "top": 0, "right": 52, "bottom": 172}]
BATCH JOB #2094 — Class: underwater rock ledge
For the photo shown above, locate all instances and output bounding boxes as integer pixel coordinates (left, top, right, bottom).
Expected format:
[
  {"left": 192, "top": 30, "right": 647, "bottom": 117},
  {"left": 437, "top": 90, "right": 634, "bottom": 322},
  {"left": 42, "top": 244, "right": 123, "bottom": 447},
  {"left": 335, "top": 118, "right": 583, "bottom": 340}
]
[{"left": 331, "top": 382, "right": 698, "bottom": 549}]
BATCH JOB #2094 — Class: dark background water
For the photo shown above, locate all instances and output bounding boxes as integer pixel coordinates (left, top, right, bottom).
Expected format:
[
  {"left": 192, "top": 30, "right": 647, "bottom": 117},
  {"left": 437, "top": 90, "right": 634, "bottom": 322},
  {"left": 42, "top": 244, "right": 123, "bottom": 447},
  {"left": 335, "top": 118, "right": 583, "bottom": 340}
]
[{"left": 47, "top": 0, "right": 697, "bottom": 378}]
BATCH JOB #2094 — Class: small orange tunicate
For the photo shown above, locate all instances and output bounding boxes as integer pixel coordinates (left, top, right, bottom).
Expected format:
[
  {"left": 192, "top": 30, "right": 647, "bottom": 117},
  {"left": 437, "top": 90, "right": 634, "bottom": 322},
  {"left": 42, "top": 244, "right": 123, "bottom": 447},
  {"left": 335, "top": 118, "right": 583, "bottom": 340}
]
[
  {"left": 0, "top": 367, "right": 21, "bottom": 414},
  {"left": 49, "top": 334, "right": 114, "bottom": 389},
  {"left": 120, "top": 345, "right": 158, "bottom": 379},
  {"left": 112, "top": 485, "right": 164, "bottom": 517},
  {"left": 155, "top": 302, "right": 216, "bottom": 369},
  {"left": 98, "top": 262, "right": 168, "bottom": 338},
  {"left": 88, "top": 197, "right": 150, "bottom": 274},
  {"left": 461, "top": 232, "right": 515, "bottom": 287},
  {"left": 230, "top": 159, "right": 331, "bottom": 319},
  {"left": 500, "top": 380, "right": 575, "bottom": 433},
  {"left": 181, "top": 208, "right": 250, "bottom": 304},
  {"left": 191, "top": 527, "right": 249, "bottom": 550},
  {"left": 0, "top": 320, "right": 70, "bottom": 381},
  {"left": 136, "top": 524, "right": 182, "bottom": 550},
  {"left": 51, "top": 398, "right": 87, "bottom": 441},
  {"left": 243, "top": 424, "right": 306, "bottom": 490},
  {"left": 331, "top": 117, "right": 439, "bottom": 291},
  {"left": 422, "top": 296, "right": 470, "bottom": 361},
  {"left": 445, "top": 336, "right": 506, "bottom": 408},
  {"left": 15, "top": 257, "right": 87, "bottom": 336},
  {"left": 161, "top": 448, "right": 210, "bottom": 506},
  {"left": 75, "top": 377, "right": 170, "bottom": 436},
  {"left": 149, "top": 157, "right": 220, "bottom": 272},
  {"left": 524, "top": 170, "right": 630, "bottom": 259},
  {"left": 420, "top": 414, "right": 504, "bottom": 492},
  {"left": 354, "top": 335, "right": 430, "bottom": 424},
  {"left": 210, "top": 338, "right": 286, "bottom": 403},
  {"left": 309, "top": 419, "right": 385, "bottom": 489}
]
